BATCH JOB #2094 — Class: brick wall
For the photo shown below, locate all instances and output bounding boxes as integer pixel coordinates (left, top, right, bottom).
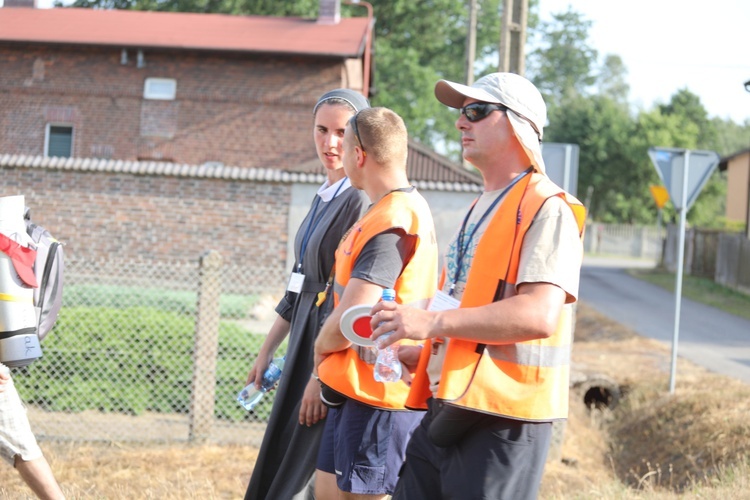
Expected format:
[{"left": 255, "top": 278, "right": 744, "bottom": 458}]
[
  {"left": 1, "top": 165, "right": 294, "bottom": 292},
  {"left": 0, "top": 44, "right": 343, "bottom": 168}
]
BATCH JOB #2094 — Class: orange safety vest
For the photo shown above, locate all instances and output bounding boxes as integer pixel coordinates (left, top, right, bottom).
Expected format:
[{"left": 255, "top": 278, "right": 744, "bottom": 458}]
[
  {"left": 318, "top": 189, "right": 438, "bottom": 410},
  {"left": 405, "top": 173, "right": 586, "bottom": 421}
]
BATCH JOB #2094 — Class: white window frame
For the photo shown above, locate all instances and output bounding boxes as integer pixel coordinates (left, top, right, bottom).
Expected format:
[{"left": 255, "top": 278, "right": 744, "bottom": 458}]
[
  {"left": 44, "top": 123, "right": 74, "bottom": 158},
  {"left": 143, "top": 77, "right": 177, "bottom": 100}
]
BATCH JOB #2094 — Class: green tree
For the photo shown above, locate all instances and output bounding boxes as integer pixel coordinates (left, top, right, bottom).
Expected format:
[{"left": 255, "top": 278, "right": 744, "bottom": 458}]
[
  {"left": 67, "top": 0, "right": 319, "bottom": 14},
  {"left": 710, "top": 117, "right": 750, "bottom": 157},
  {"left": 654, "top": 89, "right": 733, "bottom": 228},
  {"left": 547, "top": 93, "right": 661, "bottom": 223},
  {"left": 659, "top": 88, "right": 718, "bottom": 149},
  {"left": 364, "top": 0, "right": 502, "bottom": 147},
  {"left": 597, "top": 54, "right": 629, "bottom": 103},
  {"left": 527, "top": 7, "right": 597, "bottom": 109}
]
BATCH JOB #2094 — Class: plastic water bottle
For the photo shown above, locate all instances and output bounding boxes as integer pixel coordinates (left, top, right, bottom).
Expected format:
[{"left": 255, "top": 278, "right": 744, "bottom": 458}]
[
  {"left": 374, "top": 288, "right": 401, "bottom": 383},
  {"left": 237, "top": 356, "right": 286, "bottom": 411}
]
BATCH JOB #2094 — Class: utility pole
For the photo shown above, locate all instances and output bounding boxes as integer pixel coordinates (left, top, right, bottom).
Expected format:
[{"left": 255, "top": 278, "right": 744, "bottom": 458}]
[
  {"left": 498, "top": 0, "right": 528, "bottom": 74},
  {"left": 465, "top": 0, "right": 478, "bottom": 85}
]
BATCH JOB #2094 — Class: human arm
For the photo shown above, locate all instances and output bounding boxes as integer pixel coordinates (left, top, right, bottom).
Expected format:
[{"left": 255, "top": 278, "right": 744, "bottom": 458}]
[
  {"left": 313, "top": 277, "right": 384, "bottom": 369},
  {"left": 313, "top": 229, "right": 415, "bottom": 370},
  {"left": 370, "top": 281, "right": 566, "bottom": 347},
  {"left": 299, "top": 376, "right": 327, "bottom": 426},
  {"left": 246, "top": 314, "right": 291, "bottom": 389}
]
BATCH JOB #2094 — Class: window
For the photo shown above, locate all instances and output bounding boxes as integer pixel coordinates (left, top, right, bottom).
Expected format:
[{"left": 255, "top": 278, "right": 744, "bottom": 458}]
[
  {"left": 144, "top": 78, "right": 177, "bottom": 100},
  {"left": 45, "top": 125, "right": 73, "bottom": 158}
]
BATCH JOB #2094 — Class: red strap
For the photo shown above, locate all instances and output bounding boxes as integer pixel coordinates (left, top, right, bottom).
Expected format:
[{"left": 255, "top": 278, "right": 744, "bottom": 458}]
[{"left": 0, "top": 232, "right": 38, "bottom": 288}]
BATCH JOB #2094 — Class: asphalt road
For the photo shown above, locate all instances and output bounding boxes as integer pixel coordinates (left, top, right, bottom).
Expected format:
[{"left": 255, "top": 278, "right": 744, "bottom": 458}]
[{"left": 579, "top": 256, "right": 750, "bottom": 385}]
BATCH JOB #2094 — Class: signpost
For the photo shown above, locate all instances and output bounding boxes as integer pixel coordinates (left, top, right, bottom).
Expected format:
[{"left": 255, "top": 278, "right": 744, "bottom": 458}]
[
  {"left": 647, "top": 147, "right": 720, "bottom": 394},
  {"left": 542, "top": 143, "right": 579, "bottom": 196}
]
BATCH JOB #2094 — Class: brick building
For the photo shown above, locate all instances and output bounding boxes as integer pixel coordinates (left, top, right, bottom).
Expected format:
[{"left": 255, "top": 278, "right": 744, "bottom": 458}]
[
  {"left": 0, "top": 2, "right": 372, "bottom": 167},
  {"left": 0, "top": 2, "right": 482, "bottom": 293}
]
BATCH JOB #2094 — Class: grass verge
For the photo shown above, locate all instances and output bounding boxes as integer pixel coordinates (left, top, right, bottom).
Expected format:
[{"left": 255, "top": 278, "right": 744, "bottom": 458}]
[{"left": 628, "top": 268, "right": 750, "bottom": 321}]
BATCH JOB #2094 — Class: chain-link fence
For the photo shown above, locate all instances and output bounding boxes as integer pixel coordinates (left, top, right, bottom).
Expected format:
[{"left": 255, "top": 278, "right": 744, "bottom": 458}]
[{"left": 14, "top": 251, "right": 285, "bottom": 447}]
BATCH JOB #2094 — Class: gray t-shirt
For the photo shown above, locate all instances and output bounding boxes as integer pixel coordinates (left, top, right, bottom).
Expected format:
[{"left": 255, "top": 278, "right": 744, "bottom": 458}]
[{"left": 351, "top": 229, "right": 417, "bottom": 289}]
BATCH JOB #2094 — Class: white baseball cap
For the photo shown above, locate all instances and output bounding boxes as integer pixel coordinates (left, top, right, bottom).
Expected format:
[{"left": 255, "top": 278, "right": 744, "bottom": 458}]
[{"left": 435, "top": 72, "right": 547, "bottom": 173}]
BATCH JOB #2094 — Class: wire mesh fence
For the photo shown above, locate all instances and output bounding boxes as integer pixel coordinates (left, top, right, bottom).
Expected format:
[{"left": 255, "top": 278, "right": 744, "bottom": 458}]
[{"left": 14, "top": 251, "right": 286, "bottom": 447}]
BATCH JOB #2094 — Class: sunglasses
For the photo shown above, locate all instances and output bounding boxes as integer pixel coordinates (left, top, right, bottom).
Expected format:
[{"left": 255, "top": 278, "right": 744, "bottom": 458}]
[
  {"left": 349, "top": 113, "right": 367, "bottom": 157},
  {"left": 460, "top": 103, "right": 508, "bottom": 123}
]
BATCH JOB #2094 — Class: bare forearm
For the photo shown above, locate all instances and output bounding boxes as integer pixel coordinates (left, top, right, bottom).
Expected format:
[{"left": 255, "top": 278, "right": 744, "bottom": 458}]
[
  {"left": 434, "top": 293, "right": 562, "bottom": 344},
  {"left": 314, "top": 278, "right": 385, "bottom": 362},
  {"left": 314, "top": 306, "right": 351, "bottom": 358},
  {"left": 260, "top": 315, "right": 292, "bottom": 356},
  {"left": 371, "top": 282, "right": 568, "bottom": 347}
]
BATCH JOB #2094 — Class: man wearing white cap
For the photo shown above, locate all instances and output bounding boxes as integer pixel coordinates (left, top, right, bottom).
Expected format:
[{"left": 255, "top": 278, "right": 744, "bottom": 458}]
[{"left": 370, "top": 73, "right": 586, "bottom": 499}]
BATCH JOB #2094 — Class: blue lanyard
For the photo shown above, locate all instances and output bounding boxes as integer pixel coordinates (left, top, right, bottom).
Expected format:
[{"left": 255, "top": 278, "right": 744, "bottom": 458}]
[
  {"left": 297, "top": 178, "right": 346, "bottom": 272},
  {"left": 449, "top": 167, "right": 532, "bottom": 295}
]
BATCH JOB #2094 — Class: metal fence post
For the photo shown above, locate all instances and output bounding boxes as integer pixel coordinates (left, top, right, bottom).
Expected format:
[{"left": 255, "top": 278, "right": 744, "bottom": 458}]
[{"left": 189, "top": 250, "right": 223, "bottom": 442}]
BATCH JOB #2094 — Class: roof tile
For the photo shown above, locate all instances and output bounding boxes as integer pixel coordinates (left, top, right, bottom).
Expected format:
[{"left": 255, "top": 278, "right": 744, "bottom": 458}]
[{"left": 0, "top": 8, "right": 369, "bottom": 58}]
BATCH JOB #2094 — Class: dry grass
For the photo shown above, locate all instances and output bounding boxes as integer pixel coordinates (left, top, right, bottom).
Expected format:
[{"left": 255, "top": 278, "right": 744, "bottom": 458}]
[
  {"left": 2, "top": 302, "right": 749, "bottom": 499},
  {"left": 0, "top": 442, "right": 258, "bottom": 499},
  {"left": 541, "top": 303, "right": 750, "bottom": 500}
]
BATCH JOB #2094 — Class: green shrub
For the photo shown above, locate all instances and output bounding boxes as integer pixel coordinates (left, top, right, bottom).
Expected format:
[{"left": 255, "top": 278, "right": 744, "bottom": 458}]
[
  {"left": 62, "top": 285, "right": 259, "bottom": 319},
  {"left": 23, "top": 304, "right": 278, "bottom": 423}
]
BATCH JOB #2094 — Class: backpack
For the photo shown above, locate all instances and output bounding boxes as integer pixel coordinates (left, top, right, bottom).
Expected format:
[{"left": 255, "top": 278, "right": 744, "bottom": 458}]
[{"left": 23, "top": 207, "right": 64, "bottom": 341}]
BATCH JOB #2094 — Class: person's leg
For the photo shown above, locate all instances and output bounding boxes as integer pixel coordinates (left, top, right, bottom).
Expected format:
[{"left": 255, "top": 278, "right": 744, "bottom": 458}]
[
  {"left": 315, "top": 470, "right": 341, "bottom": 499},
  {"left": 316, "top": 406, "right": 342, "bottom": 499},
  {"left": 392, "top": 400, "right": 443, "bottom": 500},
  {"left": 1, "top": 366, "right": 65, "bottom": 500},
  {"left": 15, "top": 454, "right": 65, "bottom": 500}
]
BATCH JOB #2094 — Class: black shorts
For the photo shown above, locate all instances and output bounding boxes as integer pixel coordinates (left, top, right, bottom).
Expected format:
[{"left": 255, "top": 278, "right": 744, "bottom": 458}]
[{"left": 393, "top": 398, "right": 553, "bottom": 500}]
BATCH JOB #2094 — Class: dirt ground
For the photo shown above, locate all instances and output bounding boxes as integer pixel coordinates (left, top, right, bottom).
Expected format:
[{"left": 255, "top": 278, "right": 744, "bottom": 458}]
[{"left": 1, "top": 302, "right": 744, "bottom": 499}]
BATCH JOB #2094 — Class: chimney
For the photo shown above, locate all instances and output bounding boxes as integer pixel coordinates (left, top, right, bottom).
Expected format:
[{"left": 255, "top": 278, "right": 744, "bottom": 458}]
[
  {"left": 318, "top": 0, "right": 340, "bottom": 25},
  {"left": 3, "top": 0, "right": 38, "bottom": 7}
]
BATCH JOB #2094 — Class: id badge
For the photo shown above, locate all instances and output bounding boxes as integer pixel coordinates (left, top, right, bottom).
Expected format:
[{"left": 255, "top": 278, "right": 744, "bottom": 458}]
[
  {"left": 287, "top": 272, "right": 305, "bottom": 293},
  {"left": 428, "top": 290, "right": 460, "bottom": 312}
]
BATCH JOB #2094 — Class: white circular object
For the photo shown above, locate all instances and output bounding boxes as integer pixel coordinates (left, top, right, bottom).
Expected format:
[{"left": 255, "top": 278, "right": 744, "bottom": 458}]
[{"left": 339, "top": 304, "right": 376, "bottom": 346}]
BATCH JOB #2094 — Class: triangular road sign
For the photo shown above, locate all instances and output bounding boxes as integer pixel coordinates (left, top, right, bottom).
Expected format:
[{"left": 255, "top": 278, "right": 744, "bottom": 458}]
[{"left": 647, "top": 147, "right": 720, "bottom": 211}]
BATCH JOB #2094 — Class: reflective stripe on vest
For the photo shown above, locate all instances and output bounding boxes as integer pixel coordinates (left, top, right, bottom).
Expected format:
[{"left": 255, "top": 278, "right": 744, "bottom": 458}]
[
  {"left": 405, "top": 173, "right": 586, "bottom": 421},
  {"left": 485, "top": 341, "right": 570, "bottom": 367},
  {"left": 318, "top": 190, "right": 438, "bottom": 410}
]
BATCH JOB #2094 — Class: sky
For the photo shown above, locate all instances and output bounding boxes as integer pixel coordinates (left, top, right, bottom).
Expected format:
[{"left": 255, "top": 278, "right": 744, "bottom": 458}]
[
  {"left": 537, "top": 0, "right": 750, "bottom": 124},
  {"left": 12, "top": 0, "right": 750, "bottom": 124}
]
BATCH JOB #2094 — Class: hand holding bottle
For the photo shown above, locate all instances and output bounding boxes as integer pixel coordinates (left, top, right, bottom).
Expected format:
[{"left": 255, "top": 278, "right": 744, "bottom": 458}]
[
  {"left": 374, "top": 288, "right": 402, "bottom": 383},
  {"left": 237, "top": 356, "right": 286, "bottom": 411}
]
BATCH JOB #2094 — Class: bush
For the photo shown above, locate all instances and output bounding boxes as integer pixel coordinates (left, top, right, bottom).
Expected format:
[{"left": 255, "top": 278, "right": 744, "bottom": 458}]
[
  {"left": 62, "top": 285, "right": 259, "bottom": 319},
  {"left": 22, "top": 301, "right": 280, "bottom": 423}
]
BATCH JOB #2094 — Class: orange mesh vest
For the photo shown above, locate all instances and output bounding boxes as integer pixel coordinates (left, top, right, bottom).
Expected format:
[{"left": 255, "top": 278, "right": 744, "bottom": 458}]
[
  {"left": 318, "top": 189, "right": 438, "bottom": 410},
  {"left": 405, "top": 173, "right": 586, "bottom": 421}
]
